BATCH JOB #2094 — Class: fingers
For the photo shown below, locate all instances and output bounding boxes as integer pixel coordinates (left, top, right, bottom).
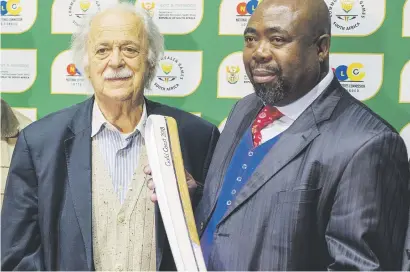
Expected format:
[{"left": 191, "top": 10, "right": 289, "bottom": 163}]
[
  {"left": 144, "top": 165, "right": 156, "bottom": 203},
  {"left": 143, "top": 165, "right": 152, "bottom": 175},
  {"left": 147, "top": 176, "right": 155, "bottom": 190},
  {"left": 186, "top": 176, "right": 197, "bottom": 189}
]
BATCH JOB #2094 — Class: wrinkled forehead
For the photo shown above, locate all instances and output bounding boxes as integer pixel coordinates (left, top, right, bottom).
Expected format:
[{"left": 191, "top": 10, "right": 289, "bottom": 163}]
[
  {"left": 88, "top": 11, "right": 146, "bottom": 44},
  {"left": 247, "top": 3, "right": 304, "bottom": 36}
]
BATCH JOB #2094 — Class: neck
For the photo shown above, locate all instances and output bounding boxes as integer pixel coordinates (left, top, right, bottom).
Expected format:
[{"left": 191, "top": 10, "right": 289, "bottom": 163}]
[
  {"left": 274, "top": 66, "right": 329, "bottom": 107},
  {"left": 95, "top": 95, "right": 144, "bottom": 133}
]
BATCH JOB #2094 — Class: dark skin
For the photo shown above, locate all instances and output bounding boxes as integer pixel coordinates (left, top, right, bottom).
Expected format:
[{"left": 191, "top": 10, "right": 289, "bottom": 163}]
[{"left": 243, "top": 0, "right": 331, "bottom": 106}]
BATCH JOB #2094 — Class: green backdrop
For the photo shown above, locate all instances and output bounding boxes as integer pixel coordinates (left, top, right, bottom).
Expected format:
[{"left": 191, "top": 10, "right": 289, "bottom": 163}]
[{"left": 1, "top": 0, "right": 409, "bottom": 156}]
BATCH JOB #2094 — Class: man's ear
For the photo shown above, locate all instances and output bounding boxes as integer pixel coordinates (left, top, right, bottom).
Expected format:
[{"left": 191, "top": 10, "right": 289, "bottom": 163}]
[{"left": 316, "top": 34, "right": 330, "bottom": 62}]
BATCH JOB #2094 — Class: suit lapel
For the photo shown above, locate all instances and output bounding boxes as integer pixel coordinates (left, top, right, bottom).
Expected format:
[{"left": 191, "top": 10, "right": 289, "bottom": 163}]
[
  {"left": 218, "top": 78, "right": 343, "bottom": 224},
  {"left": 64, "top": 97, "right": 94, "bottom": 270}
]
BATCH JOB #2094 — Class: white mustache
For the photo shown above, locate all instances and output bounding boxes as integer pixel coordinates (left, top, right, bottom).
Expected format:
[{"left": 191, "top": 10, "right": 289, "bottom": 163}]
[{"left": 103, "top": 68, "right": 133, "bottom": 80}]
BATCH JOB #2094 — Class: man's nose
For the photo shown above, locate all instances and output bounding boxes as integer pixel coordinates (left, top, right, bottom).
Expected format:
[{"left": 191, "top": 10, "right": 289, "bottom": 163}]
[
  {"left": 253, "top": 41, "right": 273, "bottom": 63},
  {"left": 108, "top": 48, "right": 124, "bottom": 68}
]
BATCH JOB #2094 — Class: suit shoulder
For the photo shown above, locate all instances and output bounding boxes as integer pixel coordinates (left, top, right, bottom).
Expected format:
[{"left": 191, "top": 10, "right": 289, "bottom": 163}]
[
  {"left": 21, "top": 99, "right": 90, "bottom": 139},
  {"left": 332, "top": 92, "right": 399, "bottom": 139}
]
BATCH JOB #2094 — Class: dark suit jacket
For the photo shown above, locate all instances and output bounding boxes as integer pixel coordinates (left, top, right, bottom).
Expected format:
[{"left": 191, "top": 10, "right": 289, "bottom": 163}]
[
  {"left": 1, "top": 96, "right": 220, "bottom": 271},
  {"left": 195, "top": 78, "right": 410, "bottom": 270},
  {"left": 403, "top": 160, "right": 410, "bottom": 271}
]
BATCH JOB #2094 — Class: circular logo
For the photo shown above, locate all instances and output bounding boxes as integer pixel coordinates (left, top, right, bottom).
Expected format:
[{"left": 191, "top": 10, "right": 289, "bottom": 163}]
[
  {"left": 68, "top": 0, "right": 101, "bottom": 27},
  {"left": 328, "top": 0, "right": 366, "bottom": 31},
  {"left": 236, "top": 0, "right": 260, "bottom": 16},
  {"left": 1, "top": 0, "right": 22, "bottom": 16},
  {"left": 66, "top": 63, "right": 80, "bottom": 76},
  {"left": 153, "top": 56, "right": 185, "bottom": 92}
]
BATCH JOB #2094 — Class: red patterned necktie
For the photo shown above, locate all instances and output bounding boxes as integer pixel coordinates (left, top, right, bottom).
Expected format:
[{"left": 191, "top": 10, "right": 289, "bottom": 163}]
[{"left": 251, "top": 106, "right": 283, "bottom": 147}]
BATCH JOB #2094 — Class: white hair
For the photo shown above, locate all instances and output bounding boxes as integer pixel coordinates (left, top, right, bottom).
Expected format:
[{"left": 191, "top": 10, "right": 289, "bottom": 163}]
[{"left": 70, "top": 1, "right": 164, "bottom": 89}]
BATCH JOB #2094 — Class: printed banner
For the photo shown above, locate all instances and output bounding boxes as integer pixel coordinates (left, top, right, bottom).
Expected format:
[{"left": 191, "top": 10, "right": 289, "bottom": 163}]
[
  {"left": 400, "top": 61, "right": 410, "bottom": 103},
  {"left": 51, "top": 0, "right": 118, "bottom": 34},
  {"left": 0, "top": 49, "right": 37, "bottom": 93},
  {"left": 330, "top": 53, "right": 384, "bottom": 101},
  {"left": 136, "top": 0, "right": 203, "bottom": 34},
  {"left": 0, "top": 0, "right": 38, "bottom": 33},
  {"left": 51, "top": 50, "right": 91, "bottom": 95},
  {"left": 217, "top": 51, "right": 253, "bottom": 98},
  {"left": 146, "top": 51, "right": 202, "bottom": 97},
  {"left": 325, "top": 0, "right": 386, "bottom": 36},
  {"left": 219, "top": 0, "right": 263, "bottom": 35}
]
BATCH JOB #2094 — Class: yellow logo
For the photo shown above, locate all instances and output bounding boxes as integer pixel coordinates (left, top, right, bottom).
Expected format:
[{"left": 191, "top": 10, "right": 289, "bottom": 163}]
[
  {"left": 141, "top": 2, "right": 155, "bottom": 17},
  {"left": 226, "top": 66, "right": 240, "bottom": 84},
  {"left": 5, "top": 0, "right": 22, "bottom": 16},
  {"left": 79, "top": 0, "right": 91, "bottom": 12},
  {"left": 340, "top": 0, "right": 354, "bottom": 13},
  {"left": 160, "top": 62, "right": 174, "bottom": 83},
  {"left": 161, "top": 62, "right": 173, "bottom": 75}
]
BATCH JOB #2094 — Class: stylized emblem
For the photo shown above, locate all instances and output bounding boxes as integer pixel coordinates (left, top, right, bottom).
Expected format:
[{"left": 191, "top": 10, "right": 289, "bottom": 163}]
[
  {"left": 79, "top": 0, "right": 91, "bottom": 12},
  {"left": 159, "top": 62, "right": 175, "bottom": 83},
  {"left": 226, "top": 65, "right": 240, "bottom": 84},
  {"left": 141, "top": 2, "right": 155, "bottom": 17},
  {"left": 66, "top": 63, "right": 81, "bottom": 76},
  {"left": 337, "top": 0, "right": 357, "bottom": 22},
  {"left": 340, "top": 0, "right": 354, "bottom": 13},
  {"left": 1, "top": 0, "right": 22, "bottom": 16}
]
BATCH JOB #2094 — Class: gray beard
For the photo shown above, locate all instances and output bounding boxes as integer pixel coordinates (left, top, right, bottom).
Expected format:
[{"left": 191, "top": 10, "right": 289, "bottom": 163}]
[{"left": 252, "top": 76, "right": 289, "bottom": 106}]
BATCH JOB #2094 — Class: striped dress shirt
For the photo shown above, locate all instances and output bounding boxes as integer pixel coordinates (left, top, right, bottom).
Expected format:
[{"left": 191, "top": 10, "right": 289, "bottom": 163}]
[{"left": 91, "top": 100, "right": 147, "bottom": 204}]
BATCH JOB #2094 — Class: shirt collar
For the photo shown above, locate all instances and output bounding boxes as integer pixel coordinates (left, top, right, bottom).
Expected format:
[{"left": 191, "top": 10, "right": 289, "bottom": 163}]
[
  {"left": 91, "top": 99, "right": 147, "bottom": 140},
  {"left": 276, "top": 70, "right": 334, "bottom": 121}
]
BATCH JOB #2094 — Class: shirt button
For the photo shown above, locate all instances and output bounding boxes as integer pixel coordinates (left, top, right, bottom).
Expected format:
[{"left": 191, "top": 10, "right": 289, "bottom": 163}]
[
  {"left": 118, "top": 214, "right": 125, "bottom": 223},
  {"left": 242, "top": 164, "right": 247, "bottom": 169},
  {"left": 231, "top": 189, "right": 236, "bottom": 195},
  {"left": 226, "top": 200, "right": 232, "bottom": 206},
  {"left": 236, "top": 177, "right": 242, "bottom": 182},
  {"left": 248, "top": 151, "right": 254, "bottom": 156},
  {"left": 200, "top": 222, "right": 204, "bottom": 230}
]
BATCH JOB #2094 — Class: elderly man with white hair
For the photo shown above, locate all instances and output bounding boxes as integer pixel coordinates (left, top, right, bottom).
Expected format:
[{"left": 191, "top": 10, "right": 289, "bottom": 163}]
[{"left": 1, "top": 3, "right": 220, "bottom": 271}]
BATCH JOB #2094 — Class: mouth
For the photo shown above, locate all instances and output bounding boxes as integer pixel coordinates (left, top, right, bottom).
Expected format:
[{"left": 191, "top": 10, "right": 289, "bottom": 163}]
[
  {"left": 252, "top": 69, "right": 277, "bottom": 84},
  {"left": 105, "top": 76, "right": 132, "bottom": 82}
]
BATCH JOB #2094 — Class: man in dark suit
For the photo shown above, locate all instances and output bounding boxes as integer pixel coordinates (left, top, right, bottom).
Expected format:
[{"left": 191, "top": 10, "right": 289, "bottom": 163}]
[
  {"left": 1, "top": 3, "right": 219, "bottom": 271},
  {"left": 194, "top": 0, "right": 410, "bottom": 270}
]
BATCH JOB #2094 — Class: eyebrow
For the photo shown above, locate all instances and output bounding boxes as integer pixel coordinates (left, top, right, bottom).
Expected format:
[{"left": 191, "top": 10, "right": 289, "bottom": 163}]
[
  {"left": 95, "top": 40, "right": 140, "bottom": 47},
  {"left": 244, "top": 27, "right": 257, "bottom": 35},
  {"left": 244, "top": 26, "right": 290, "bottom": 36}
]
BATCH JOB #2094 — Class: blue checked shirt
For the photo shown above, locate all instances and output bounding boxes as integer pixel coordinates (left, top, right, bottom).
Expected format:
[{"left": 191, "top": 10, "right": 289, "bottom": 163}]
[{"left": 91, "top": 100, "right": 147, "bottom": 204}]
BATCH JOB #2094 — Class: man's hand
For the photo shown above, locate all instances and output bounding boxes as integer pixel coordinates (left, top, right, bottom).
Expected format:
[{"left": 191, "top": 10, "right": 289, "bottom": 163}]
[{"left": 143, "top": 165, "right": 198, "bottom": 203}]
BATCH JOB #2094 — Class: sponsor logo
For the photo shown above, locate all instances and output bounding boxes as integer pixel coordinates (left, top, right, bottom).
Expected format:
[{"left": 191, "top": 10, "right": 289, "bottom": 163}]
[
  {"left": 333, "top": 62, "right": 365, "bottom": 94},
  {"left": 226, "top": 65, "right": 240, "bottom": 84},
  {"left": 154, "top": 55, "right": 184, "bottom": 92},
  {"left": 0, "top": 49, "right": 36, "bottom": 93},
  {"left": 1, "top": 0, "right": 22, "bottom": 16},
  {"left": 236, "top": 0, "right": 262, "bottom": 22},
  {"left": 68, "top": 0, "right": 101, "bottom": 27},
  {"left": 66, "top": 63, "right": 84, "bottom": 86},
  {"left": 141, "top": 2, "right": 155, "bottom": 17},
  {"left": 328, "top": 0, "right": 366, "bottom": 31},
  {"left": 1, "top": 0, "right": 23, "bottom": 26}
]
